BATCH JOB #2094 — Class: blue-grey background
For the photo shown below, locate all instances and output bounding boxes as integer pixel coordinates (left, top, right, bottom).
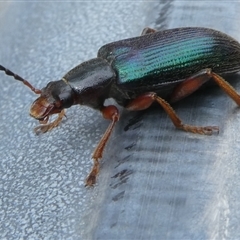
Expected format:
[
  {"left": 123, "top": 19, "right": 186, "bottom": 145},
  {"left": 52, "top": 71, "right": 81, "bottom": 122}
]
[{"left": 1, "top": 1, "right": 240, "bottom": 239}]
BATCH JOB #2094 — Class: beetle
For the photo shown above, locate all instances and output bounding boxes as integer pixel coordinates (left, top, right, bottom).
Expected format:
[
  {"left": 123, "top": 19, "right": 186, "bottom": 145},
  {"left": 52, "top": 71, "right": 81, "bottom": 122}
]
[{"left": 2, "top": 27, "right": 240, "bottom": 186}]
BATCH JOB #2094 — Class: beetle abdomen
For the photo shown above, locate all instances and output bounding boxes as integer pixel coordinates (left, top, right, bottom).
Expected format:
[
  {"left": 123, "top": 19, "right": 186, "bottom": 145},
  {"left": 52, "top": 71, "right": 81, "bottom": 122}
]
[{"left": 98, "top": 27, "right": 240, "bottom": 90}]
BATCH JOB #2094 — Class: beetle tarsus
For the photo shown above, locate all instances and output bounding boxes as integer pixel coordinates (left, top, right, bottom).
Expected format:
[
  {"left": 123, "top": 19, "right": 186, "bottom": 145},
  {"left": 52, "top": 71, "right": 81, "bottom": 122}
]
[
  {"left": 34, "top": 109, "right": 65, "bottom": 134},
  {"left": 85, "top": 158, "right": 99, "bottom": 187},
  {"left": 179, "top": 124, "right": 219, "bottom": 135}
]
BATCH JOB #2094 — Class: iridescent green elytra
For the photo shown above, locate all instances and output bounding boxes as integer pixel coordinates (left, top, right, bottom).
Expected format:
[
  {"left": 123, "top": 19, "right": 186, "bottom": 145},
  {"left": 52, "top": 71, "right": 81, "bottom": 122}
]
[{"left": 98, "top": 27, "right": 240, "bottom": 99}]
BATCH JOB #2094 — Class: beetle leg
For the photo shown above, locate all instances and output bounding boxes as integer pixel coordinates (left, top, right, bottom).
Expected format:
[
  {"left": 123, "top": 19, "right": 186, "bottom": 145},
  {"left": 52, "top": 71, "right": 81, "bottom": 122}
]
[
  {"left": 34, "top": 110, "right": 66, "bottom": 134},
  {"left": 126, "top": 92, "right": 219, "bottom": 135},
  {"left": 210, "top": 71, "right": 240, "bottom": 105},
  {"left": 170, "top": 69, "right": 212, "bottom": 102},
  {"left": 141, "top": 27, "right": 157, "bottom": 35},
  {"left": 85, "top": 105, "right": 119, "bottom": 186},
  {"left": 170, "top": 68, "right": 240, "bottom": 105}
]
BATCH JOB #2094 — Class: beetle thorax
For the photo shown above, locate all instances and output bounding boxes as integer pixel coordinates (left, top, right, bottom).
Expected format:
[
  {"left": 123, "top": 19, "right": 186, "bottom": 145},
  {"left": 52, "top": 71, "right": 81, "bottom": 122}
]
[{"left": 62, "top": 58, "right": 116, "bottom": 110}]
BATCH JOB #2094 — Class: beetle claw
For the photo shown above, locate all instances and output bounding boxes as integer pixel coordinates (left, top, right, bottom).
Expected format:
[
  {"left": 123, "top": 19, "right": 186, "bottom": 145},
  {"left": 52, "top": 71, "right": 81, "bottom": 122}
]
[
  {"left": 202, "top": 126, "right": 219, "bottom": 135},
  {"left": 34, "top": 125, "right": 50, "bottom": 134},
  {"left": 85, "top": 174, "right": 97, "bottom": 187}
]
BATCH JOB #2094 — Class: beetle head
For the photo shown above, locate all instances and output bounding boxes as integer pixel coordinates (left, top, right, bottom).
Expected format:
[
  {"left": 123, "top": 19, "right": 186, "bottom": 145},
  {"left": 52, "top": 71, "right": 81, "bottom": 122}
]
[
  {"left": 30, "top": 80, "right": 74, "bottom": 122},
  {"left": 0, "top": 65, "right": 74, "bottom": 123}
]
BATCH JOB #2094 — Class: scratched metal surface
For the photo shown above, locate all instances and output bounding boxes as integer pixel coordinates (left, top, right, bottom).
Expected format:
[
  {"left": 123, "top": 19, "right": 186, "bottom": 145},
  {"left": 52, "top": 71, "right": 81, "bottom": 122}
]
[{"left": 1, "top": 1, "right": 240, "bottom": 239}]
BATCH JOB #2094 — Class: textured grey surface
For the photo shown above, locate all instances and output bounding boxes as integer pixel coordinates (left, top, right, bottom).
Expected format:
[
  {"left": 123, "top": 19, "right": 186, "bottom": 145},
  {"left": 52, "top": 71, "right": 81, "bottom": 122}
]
[
  {"left": 0, "top": 2, "right": 151, "bottom": 239},
  {"left": 1, "top": 1, "right": 240, "bottom": 240}
]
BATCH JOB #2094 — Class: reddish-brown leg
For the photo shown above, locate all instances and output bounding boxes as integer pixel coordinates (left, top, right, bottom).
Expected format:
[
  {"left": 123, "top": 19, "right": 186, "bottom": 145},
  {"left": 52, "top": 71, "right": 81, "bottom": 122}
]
[
  {"left": 210, "top": 71, "right": 240, "bottom": 105},
  {"left": 141, "top": 27, "right": 157, "bottom": 35},
  {"left": 85, "top": 105, "right": 119, "bottom": 186},
  {"left": 34, "top": 110, "right": 66, "bottom": 134},
  {"left": 170, "top": 69, "right": 212, "bottom": 102},
  {"left": 126, "top": 92, "right": 219, "bottom": 135},
  {"left": 170, "top": 68, "right": 240, "bottom": 105}
]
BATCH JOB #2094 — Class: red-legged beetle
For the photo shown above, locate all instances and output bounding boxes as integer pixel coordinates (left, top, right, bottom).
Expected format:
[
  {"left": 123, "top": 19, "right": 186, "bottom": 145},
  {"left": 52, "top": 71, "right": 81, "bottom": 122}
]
[{"left": 2, "top": 27, "right": 240, "bottom": 186}]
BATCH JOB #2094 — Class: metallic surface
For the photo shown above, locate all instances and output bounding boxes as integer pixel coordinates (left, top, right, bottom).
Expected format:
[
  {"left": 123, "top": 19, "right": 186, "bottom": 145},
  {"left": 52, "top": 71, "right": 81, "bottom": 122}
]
[{"left": 1, "top": 1, "right": 240, "bottom": 239}]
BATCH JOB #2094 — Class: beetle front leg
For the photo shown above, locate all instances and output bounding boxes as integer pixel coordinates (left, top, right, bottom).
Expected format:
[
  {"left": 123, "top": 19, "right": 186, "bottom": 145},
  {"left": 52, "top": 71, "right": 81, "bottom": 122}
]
[
  {"left": 126, "top": 93, "right": 219, "bottom": 135},
  {"left": 85, "top": 105, "right": 119, "bottom": 186},
  {"left": 34, "top": 110, "right": 66, "bottom": 134}
]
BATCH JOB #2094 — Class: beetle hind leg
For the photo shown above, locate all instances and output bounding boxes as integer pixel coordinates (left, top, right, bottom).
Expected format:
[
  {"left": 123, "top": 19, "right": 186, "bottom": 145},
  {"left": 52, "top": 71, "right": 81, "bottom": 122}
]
[
  {"left": 34, "top": 110, "right": 66, "bottom": 134},
  {"left": 126, "top": 92, "right": 219, "bottom": 135}
]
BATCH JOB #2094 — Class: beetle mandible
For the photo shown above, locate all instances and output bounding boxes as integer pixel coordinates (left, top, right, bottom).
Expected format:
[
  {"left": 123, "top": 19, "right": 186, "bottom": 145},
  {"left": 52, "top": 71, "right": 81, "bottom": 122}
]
[{"left": 2, "top": 27, "right": 240, "bottom": 186}]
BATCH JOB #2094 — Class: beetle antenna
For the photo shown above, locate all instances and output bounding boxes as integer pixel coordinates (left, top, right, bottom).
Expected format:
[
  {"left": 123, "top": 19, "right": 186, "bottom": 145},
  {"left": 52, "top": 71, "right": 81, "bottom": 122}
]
[{"left": 0, "top": 65, "right": 41, "bottom": 94}]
